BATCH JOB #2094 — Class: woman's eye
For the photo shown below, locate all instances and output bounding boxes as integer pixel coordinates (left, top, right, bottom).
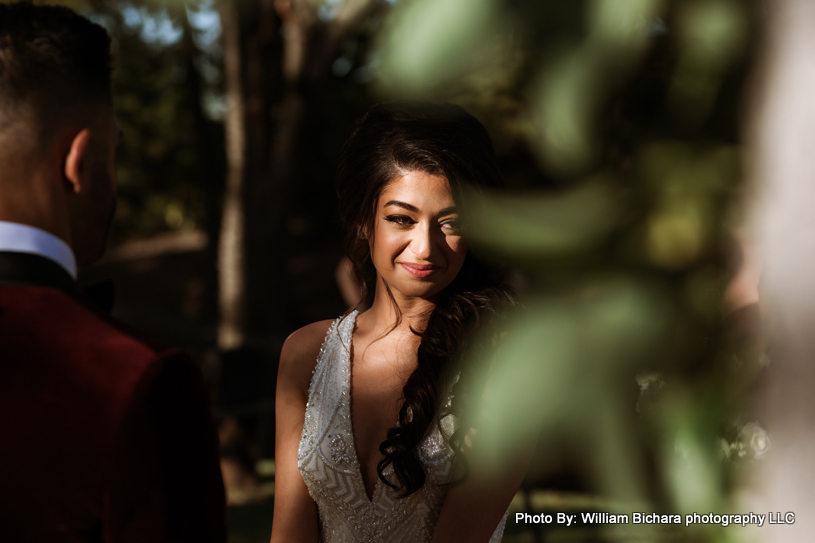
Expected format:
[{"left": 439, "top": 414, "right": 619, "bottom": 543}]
[
  {"left": 384, "top": 215, "right": 415, "bottom": 226},
  {"left": 441, "top": 220, "right": 462, "bottom": 234}
]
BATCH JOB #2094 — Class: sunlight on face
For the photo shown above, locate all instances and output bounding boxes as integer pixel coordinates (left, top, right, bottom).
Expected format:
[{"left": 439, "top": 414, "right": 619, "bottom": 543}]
[{"left": 370, "top": 170, "right": 467, "bottom": 301}]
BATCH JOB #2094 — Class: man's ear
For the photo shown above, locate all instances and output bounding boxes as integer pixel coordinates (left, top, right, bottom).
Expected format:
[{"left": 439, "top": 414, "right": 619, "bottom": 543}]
[{"left": 64, "top": 128, "right": 92, "bottom": 194}]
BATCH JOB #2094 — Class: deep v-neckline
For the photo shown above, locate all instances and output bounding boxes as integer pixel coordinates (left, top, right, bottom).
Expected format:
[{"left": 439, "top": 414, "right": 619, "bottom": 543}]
[
  {"left": 344, "top": 311, "right": 386, "bottom": 504},
  {"left": 299, "top": 312, "right": 512, "bottom": 542}
]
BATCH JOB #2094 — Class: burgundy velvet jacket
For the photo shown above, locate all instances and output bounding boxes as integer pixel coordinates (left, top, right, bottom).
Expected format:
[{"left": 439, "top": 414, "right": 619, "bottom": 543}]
[{"left": 0, "top": 252, "right": 226, "bottom": 542}]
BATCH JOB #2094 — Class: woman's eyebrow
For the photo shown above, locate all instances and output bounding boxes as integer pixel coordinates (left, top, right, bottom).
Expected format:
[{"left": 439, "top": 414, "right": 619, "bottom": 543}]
[
  {"left": 383, "top": 200, "right": 418, "bottom": 212},
  {"left": 382, "top": 201, "right": 458, "bottom": 216}
]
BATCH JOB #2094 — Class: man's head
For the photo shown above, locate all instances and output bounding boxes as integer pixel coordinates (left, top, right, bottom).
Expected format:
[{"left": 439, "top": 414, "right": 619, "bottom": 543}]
[{"left": 0, "top": 1, "right": 118, "bottom": 266}]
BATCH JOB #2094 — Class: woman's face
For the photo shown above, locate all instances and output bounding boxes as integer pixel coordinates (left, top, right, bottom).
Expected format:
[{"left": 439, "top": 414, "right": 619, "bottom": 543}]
[{"left": 369, "top": 170, "right": 467, "bottom": 301}]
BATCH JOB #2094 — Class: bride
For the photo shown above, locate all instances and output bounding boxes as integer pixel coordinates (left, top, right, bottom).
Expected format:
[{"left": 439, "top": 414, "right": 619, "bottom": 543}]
[{"left": 271, "top": 102, "right": 530, "bottom": 543}]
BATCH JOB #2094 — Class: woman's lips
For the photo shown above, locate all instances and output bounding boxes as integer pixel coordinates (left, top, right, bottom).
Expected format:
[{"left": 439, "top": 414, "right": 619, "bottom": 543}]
[{"left": 399, "top": 262, "right": 440, "bottom": 278}]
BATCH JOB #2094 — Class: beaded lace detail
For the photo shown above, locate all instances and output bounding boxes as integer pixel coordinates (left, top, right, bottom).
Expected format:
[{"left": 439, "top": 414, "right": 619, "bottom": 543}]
[{"left": 298, "top": 311, "right": 508, "bottom": 543}]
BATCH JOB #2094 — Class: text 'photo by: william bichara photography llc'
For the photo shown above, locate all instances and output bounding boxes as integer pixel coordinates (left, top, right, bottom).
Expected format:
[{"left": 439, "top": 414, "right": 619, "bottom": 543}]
[{"left": 516, "top": 511, "right": 797, "bottom": 528}]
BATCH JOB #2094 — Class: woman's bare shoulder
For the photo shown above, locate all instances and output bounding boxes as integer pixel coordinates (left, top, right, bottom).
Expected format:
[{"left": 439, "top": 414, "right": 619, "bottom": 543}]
[{"left": 278, "top": 319, "right": 336, "bottom": 395}]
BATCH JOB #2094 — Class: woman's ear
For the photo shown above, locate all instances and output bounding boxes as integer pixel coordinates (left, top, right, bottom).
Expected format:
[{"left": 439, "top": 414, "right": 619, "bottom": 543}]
[{"left": 63, "top": 128, "right": 92, "bottom": 194}]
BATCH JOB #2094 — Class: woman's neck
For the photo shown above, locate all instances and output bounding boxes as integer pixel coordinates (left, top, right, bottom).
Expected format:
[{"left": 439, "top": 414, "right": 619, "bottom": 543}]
[{"left": 363, "top": 279, "right": 437, "bottom": 335}]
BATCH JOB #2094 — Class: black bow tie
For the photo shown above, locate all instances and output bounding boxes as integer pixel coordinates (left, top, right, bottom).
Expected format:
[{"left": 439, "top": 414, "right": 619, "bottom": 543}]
[
  {"left": 0, "top": 252, "right": 116, "bottom": 314},
  {"left": 81, "top": 280, "right": 116, "bottom": 314}
]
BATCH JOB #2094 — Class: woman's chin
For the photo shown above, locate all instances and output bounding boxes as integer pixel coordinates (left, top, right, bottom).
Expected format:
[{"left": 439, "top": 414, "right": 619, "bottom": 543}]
[{"left": 392, "top": 281, "right": 450, "bottom": 302}]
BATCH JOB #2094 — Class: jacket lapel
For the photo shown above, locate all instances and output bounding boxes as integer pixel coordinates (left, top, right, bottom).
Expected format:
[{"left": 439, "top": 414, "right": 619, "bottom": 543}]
[{"left": 0, "top": 251, "right": 78, "bottom": 295}]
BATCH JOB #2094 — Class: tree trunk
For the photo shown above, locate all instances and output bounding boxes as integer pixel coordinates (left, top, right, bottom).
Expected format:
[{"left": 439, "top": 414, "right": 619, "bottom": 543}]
[
  {"left": 178, "top": 7, "right": 222, "bottom": 330},
  {"left": 744, "top": 0, "right": 815, "bottom": 538},
  {"left": 217, "top": 0, "right": 246, "bottom": 351},
  {"left": 218, "top": 0, "right": 378, "bottom": 350}
]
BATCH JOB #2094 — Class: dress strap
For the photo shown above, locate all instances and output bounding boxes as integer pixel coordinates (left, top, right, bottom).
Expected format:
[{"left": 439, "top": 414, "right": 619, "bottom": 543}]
[
  {"left": 299, "top": 311, "right": 359, "bottom": 474},
  {"left": 307, "top": 311, "right": 356, "bottom": 389},
  {"left": 303, "top": 311, "right": 358, "bottom": 432}
]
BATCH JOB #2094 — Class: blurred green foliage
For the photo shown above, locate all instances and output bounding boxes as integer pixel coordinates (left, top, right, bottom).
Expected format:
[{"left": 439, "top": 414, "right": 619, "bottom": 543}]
[{"left": 376, "top": 0, "right": 759, "bottom": 541}]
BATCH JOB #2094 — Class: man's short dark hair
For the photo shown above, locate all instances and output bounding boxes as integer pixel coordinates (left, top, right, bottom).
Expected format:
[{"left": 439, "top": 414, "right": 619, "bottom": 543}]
[{"left": 0, "top": 1, "right": 112, "bottom": 133}]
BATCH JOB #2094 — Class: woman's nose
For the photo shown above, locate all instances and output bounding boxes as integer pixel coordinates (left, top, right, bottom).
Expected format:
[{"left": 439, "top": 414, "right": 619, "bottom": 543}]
[{"left": 410, "top": 225, "right": 434, "bottom": 260}]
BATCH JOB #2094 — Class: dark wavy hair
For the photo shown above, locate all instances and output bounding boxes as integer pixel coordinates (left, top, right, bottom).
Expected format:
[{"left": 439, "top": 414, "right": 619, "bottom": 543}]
[{"left": 337, "top": 101, "right": 517, "bottom": 497}]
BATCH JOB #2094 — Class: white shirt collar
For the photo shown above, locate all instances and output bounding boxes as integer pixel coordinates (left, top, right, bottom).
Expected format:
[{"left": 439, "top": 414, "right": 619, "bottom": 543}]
[{"left": 0, "top": 221, "right": 78, "bottom": 279}]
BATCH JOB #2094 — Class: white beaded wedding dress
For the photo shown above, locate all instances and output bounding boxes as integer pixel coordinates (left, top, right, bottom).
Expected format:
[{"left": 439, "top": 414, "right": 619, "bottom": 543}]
[{"left": 298, "top": 311, "right": 508, "bottom": 543}]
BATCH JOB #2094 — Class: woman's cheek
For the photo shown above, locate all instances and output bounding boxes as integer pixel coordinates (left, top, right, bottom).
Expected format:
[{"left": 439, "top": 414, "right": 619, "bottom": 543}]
[
  {"left": 448, "top": 236, "right": 467, "bottom": 255},
  {"left": 372, "top": 229, "right": 406, "bottom": 263}
]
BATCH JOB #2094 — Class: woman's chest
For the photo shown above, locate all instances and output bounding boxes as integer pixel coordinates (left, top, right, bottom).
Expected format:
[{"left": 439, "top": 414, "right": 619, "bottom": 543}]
[{"left": 349, "top": 351, "right": 411, "bottom": 488}]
